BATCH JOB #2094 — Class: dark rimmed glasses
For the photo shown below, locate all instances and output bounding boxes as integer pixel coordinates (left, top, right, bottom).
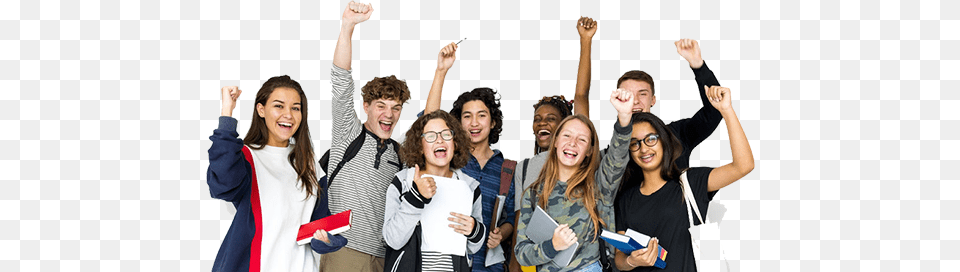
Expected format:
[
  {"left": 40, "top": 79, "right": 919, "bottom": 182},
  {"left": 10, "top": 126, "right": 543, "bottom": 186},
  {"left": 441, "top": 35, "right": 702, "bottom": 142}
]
[
  {"left": 629, "top": 133, "right": 660, "bottom": 151},
  {"left": 421, "top": 129, "right": 454, "bottom": 143}
]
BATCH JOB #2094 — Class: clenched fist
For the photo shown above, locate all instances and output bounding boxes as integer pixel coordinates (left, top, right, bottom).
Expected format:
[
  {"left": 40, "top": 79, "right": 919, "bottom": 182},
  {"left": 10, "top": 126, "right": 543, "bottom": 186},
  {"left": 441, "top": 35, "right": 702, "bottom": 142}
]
[
  {"left": 342, "top": 1, "right": 373, "bottom": 27},
  {"left": 675, "top": 39, "right": 703, "bottom": 69},
  {"left": 221, "top": 86, "right": 241, "bottom": 117}
]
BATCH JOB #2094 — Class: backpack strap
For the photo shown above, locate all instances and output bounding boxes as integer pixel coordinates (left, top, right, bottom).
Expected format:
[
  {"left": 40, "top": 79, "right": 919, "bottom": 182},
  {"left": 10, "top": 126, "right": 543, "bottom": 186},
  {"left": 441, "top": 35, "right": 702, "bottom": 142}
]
[
  {"left": 499, "top": 159, "right": 517, "bottom": 195},
  {"left": 326, "top": 127, "right": 368, "bottom": 188},
  {"left": 388, "top": 138, "right": 403, "bottom": 171},
  {"left": 521, "top": 158, "right": 529, "bottom": 184}
]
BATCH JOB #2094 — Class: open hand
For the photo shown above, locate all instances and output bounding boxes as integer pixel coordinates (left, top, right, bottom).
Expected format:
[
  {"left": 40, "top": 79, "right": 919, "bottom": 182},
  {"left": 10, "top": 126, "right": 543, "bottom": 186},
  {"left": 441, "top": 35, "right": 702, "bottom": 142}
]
[{"left": 448, "top": 212, "right": 476, "bottom": 236}]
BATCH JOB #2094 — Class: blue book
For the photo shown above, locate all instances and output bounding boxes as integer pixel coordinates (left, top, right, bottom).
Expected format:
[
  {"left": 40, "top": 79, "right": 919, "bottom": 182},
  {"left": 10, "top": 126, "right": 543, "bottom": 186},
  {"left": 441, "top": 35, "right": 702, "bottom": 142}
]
[{"left": 599, "top": 229, "right": 667, "bottom": 269}]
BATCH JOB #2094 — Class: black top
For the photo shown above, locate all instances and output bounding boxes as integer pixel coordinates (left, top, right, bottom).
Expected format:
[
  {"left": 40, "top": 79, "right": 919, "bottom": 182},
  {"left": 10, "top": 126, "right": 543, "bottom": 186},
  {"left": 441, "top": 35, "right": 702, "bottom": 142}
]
[
  {"left": 669, "top": 61, "right": 724, "bottom": 171},
  {"left": 615, "top": 167, "right": 717, "bottom": 272}
]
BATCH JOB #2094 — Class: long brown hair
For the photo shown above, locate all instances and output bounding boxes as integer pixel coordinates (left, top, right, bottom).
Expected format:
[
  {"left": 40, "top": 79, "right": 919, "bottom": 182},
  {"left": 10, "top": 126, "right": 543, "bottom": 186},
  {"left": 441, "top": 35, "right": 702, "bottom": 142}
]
[
  {"left": 527, "top": 114, "right": 604, "bottom": 240},
  {"left": 400, "top": 110, "right": 472, "bottom": 169},
  {"left": 243, "top": 75, "right": 318, "bottom": 198}
]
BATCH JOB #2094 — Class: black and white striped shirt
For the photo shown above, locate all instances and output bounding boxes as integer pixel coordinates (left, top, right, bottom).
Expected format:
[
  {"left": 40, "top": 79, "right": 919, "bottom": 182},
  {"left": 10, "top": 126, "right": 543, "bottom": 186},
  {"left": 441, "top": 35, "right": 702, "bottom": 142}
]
[{"left": 327, "top": 64, "right": 403, "bottom": 258}]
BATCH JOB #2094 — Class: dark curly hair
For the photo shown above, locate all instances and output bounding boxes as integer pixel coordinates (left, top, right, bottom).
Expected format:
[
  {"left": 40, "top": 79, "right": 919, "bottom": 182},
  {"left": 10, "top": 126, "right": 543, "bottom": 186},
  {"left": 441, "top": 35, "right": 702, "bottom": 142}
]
[
  {"left": 532, "top": 95, "right": 574, "bottom": 119},
  {"left": 400, "top": 110, "right": 472, "bottom": 170},
  {"left": 361, "top": 75, "right": 411, "bottom": 104},
  {"left": 451, "top": 87, "right": 504, "bottom": 144},
  {"left": 532, "top": 95, "right": 574, "bottom": 154}
]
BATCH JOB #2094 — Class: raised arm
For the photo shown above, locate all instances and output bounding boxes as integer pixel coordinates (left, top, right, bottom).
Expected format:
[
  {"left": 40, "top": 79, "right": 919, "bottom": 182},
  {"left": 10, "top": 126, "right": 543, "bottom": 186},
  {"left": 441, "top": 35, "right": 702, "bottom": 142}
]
[
  {"left": 574, "top": 17, "right": 597, "bottom": 117},
  {"left": 330, "top": 2, "right": 373, "bottom": 146},
  {"left": 424, "top": 42, "right": 458, "bottom": 114},
  {"left": 594, "top": 89, "right": 635, "bottom": 204},
  {"left": 669, "top": 39, "right": 724, "bottom": 156},
  {"left": 705, "top": 87, "right": 754, "bottom": 191},
  {"left": 207, "top": 86, "right": 251, "bottom": 203},
  {"left": 333, "top": 1, "right": 372, "bottom": 70}
]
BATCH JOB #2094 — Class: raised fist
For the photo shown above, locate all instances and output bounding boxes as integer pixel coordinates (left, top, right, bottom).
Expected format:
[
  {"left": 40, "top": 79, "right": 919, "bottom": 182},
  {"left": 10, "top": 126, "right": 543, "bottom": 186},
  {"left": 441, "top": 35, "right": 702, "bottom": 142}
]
[
  {"left": 342, "top": 1, "right": 373, "bottom": 26},
  {"left": 577, "top": 17, "right": 598, "bottom": 40},
  {"left": 705, "top": 85, "right": 732, "bottom": 112},
  {"left": 675, "top": 39, "right": 703, "bottom": 68},
  {"left": 221, "top": 86, "right": 241, "bottom": 117}
]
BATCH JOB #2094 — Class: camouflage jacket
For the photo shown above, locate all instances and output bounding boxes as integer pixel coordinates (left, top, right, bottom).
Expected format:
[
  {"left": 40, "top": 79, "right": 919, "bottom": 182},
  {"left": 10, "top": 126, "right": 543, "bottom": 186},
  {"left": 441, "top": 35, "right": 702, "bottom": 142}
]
[{"left": 514, "top": 122, "right": 632, "bottom": 272}]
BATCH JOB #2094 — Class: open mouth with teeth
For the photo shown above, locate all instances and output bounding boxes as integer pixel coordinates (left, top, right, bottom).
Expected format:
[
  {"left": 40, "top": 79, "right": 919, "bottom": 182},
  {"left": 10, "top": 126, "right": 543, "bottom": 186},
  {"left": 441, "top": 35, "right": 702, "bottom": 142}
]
[
  {"left": 433, "top": 146, "right": 448, "bottom": 159},
  {"left": 639, "top": 153, "right": 655, "bottom": 163},
  {"left": 562, "top": 149, "right": 579, "bottom": 159},
  {"left": 469, "top": 129, "right": 482, "bottom": 137},
  {"left": 632, "top": 108, "right": 643, "bottom": 113},
  {"left": 537, "top": 130, "right": 552, "bottom": 141},
  {"left": 278, "top": 122, "right": 294, "bottom": 131},
  {"left": 379, "top": 121, "right": 393, "bottom": 132}
]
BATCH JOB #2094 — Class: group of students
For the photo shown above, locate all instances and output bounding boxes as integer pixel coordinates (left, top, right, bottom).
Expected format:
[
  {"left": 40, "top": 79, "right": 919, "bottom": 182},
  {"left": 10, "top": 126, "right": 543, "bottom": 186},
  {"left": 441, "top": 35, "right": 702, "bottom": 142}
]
[{"left": 206, "top": 2, "right": 754, "bottom": 272}]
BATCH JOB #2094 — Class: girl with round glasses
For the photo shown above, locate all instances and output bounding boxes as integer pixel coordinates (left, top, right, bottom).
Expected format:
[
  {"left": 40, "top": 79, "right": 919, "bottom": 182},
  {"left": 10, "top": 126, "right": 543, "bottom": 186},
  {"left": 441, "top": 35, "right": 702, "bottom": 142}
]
[
  {"left": 613, "top": 87, "right": 754, "bottom": 272},
  {"left": 383, "top": 110, "right": 488, "bottom": 271}
]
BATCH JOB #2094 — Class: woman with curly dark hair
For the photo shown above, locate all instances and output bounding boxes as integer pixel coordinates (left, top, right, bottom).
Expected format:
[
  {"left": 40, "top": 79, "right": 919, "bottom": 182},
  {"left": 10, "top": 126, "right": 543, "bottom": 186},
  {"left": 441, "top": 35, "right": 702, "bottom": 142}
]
[{"left": 382, "top": 110, "right": 487, "bottom": 272}]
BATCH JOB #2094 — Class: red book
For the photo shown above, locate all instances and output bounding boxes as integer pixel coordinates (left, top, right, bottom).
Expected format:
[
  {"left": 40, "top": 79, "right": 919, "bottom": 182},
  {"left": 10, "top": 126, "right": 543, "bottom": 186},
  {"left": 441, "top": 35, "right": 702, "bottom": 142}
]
[{"left": 296, "top": 210, "right": 352, "bottom": 245}]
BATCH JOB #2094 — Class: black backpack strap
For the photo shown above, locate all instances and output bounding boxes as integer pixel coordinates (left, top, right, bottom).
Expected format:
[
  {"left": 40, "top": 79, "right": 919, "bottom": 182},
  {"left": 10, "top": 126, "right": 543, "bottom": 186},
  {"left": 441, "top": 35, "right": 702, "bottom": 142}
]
[
  {"left": 319, "top": 150, "right": 331, "bottom": 175},
  {"left": 327, "top": 128, "right": 368, "bottom": 188},
  {"left": 521, "top": 158, "right": 529, "bottom": 184},
  {"left": 388, "top": 139, "right": 403, "bottom": 171}
]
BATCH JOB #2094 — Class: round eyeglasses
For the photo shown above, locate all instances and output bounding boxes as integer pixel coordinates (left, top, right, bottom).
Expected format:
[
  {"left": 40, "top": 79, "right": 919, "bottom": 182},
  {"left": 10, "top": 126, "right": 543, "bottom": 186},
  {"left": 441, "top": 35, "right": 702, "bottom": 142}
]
[
  {"left": 421, "top": 129, "right": 454, "bottom": 143},
  {"left": 629, "top": 133, "right": 660, "bottom": 151}
]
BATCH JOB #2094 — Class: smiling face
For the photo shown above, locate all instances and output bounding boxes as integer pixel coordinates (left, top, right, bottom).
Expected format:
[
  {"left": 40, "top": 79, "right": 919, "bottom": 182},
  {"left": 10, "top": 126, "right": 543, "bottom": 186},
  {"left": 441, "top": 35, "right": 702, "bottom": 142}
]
[
  {"left": 619, "top": 79, "right": 657, "bottom": 113},
  {"left": 421, "top": 118, "right": 456, "bottom": 169},
  {"left": 256, "top": 87, "right": 302, "bottom": 147},
  {"left": 630, "top": 122, "right": 664, "bottom": 172},
  {"left": 553, "top": 119, "right": 592, "bottom": 168},
  {"left": 460, "top": 100, "right": 493, "bottom": 146},
  {"left": 533, "top": 104, "right": 563, "bottom": 152},
  {"left": 363, "top": 98, "right": 403, "bottom": 140}
]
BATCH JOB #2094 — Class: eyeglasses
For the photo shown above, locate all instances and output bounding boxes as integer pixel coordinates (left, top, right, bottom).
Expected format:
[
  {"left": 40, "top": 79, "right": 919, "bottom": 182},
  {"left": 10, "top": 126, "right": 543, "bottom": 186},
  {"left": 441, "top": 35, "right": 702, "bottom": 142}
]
[
  {"left": 629, "top": 134, "right": 660, "bottom": 151},
  {"left": 421, "top": 129, "right": 454, "bottom": 143}
]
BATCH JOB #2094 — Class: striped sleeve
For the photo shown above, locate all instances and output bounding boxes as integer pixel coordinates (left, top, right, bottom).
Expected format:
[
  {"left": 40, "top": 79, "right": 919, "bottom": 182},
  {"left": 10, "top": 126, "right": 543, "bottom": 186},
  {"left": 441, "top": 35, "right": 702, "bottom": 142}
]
[
  {"left": 466, "top": 184, "right": 485, "bottom": 255},
  {"left": 330, "top": 64, "right": 363, "bottom": 147}
]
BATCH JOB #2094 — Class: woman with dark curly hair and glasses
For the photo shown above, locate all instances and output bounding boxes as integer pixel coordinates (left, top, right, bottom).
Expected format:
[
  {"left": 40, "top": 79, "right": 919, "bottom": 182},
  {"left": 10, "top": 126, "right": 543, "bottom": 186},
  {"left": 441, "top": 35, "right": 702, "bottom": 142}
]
[{"left": 382, "top": 110, "right": 487, "bottom": 272}]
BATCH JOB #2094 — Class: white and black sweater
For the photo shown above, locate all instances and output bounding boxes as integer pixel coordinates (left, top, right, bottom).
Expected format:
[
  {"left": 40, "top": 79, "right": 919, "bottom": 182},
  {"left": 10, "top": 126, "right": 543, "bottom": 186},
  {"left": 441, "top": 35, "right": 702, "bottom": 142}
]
[{"left": 383, "top": 168, "right": 486, "bottom": 271}]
